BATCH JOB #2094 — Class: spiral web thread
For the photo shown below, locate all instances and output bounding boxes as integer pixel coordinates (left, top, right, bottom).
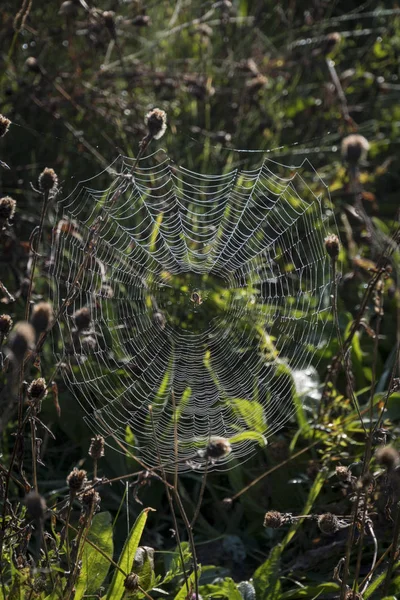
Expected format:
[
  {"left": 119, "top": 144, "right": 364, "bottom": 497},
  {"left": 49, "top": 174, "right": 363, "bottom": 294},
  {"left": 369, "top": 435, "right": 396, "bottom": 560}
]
[{"left": 49, "top": 150, "right": 335, "bottom": 471}]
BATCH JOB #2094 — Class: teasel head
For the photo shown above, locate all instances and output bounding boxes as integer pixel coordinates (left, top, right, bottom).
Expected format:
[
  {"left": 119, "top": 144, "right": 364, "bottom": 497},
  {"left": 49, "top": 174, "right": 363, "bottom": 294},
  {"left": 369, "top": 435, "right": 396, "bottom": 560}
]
[
  {"left": 205, "top": 436, "right": 232, "bottom": 460},
  {"left": 145, "top": 108, "right": 167, "bottom": 140},
  {"left": 38, "top": 167, "right": 58, "bottom": 195},
  {"left": 341, "top": 134, "right": 369, "bottom": 166},
  {"left": 31, "top": 302, "right": 53, "bottom": 336},
  {"left": 0, "top": 114, "right": 11, "bottom": 138},
  {"left": 67, "top": 468, "right": 87, "bottom": 496},
  {"left": 8, "top": 322, "right": 35, "bottom": 363},
  {"left": 0, "top": 196, "right": 16, "bottom": 225},
  {"left": 0, "top": 314, "right": 13, "bottom": 340}
]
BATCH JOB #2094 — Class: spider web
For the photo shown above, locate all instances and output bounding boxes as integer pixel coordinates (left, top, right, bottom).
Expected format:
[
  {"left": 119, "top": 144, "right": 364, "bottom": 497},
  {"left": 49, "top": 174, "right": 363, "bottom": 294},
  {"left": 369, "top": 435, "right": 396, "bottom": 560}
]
[{"left": 49, "top": 150, "right": 335, "bottom": 471}]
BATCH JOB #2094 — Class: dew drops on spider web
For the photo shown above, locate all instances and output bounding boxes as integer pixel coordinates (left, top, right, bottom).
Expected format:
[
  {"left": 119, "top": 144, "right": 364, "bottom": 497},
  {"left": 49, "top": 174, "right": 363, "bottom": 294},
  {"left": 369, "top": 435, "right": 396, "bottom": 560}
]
[{"left": 48, "top": 149, "right": 338, "bottom": 471}]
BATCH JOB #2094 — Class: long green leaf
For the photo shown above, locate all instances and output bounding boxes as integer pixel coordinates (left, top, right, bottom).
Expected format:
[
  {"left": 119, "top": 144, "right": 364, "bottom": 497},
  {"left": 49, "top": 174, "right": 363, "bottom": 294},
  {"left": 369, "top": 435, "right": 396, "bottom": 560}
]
[{"left": 106, "top": 507, "right": 154, "bottom": 600}]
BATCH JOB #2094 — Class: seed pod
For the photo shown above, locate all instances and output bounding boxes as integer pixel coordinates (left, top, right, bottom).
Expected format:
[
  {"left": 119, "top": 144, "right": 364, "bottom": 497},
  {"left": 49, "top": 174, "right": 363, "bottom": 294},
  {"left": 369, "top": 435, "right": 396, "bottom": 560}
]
[
  {"left": 81, "top": 488, "right": 101, "bottom": 511},
  {"left": 31, "top": 302, "right": 53, "bottom": 335},
  {"left": 336, "top": 465, "right": 351, "bottom": 482},
  {"left": 67, "top": 468, "right": 87, "bottom": 494},
  {"left": 145, "top": 108, "right": 167, "bottom": 140},
  {"left": 205, "top": 436, "right": 232, "bottom": 460},
  {"left": 0, "top": 196, "right": 16, "bottom": 222},
  {"left": 263, "top": 510, "right": 284, "bottom": 529},
  {"left": 73, "top": 307, "right": 91, "bottom": 331},
  {"left": 0, "top": 314, "right": 13, "bottom": 338},
  {"left": 89, "top": 435, "right": 105, "bottom": 460},
  {"left": 25, "top": 491, "right": 46, "bottom": 520},
  {"left": 27, "top": 377, "right": 47, "bottom": 401},
  {"left": 38, "top": 167, "right": 58, "bottom": 193},
  {"left": 124, "top": 573, "right": 139, "bottom": 592},
  {"left": 324, "top": 234, "right": 340, "bottom": 260},
  {"left": 8, "top": 322, "right": 35, "bottom": 363},
  {"left": 318, "top": 513, "right": 339, "bottom": 534},
  {"left": 341, "top": 134, "right": 369, "bottom": 165},
  {"left": 0, "top": 114, "right": 11, "bottom": 138}
]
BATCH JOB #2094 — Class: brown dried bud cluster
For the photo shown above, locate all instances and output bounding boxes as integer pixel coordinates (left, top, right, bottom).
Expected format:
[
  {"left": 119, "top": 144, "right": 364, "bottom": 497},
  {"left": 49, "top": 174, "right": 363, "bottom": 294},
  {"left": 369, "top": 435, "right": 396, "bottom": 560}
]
[
  {"left": 375, "top": 445, "right": 400, "bottom": 470},
  {"left": 25, "top": 491, "right": 47, "bottom": 520},
  {"left": 31, "top": 302, "right": 53, "bottom": 335},
  {"left": 67, "top": 468, "right": 87, "bottom": 494},
  {"left": 0, "top": 196, "right": 16, "bottom": 222},
  {"left": 336, "top": 465, "right": 351, "bottom": 482},
  {"left": 0, "top": 314, "right": 13, "bottom": 338},
  {"left": 145, "top": 108, "right": 167, "bottom": 140},
  {"left": 89, "top": 435, "right": 105, "bottom": 460},
  {"left": 341, "top": 134, "right": 369, "bottom": 165},
  {"left": 324, "top": 234, "right": 340, "bottom": 260},
  {"left": 74, "top": 307, "right": 91, "bottom": 331},
  {"left": 8, "top": 322, "right": 35, "bottom": 363},
  {"left": 81, "top": 488, "right": 101, "bottom": 511},
  {"left": 0, "top": 114, "right": 11, "bottom": 138},
  {"left": 317, "top": 513, "right": 339, "bottom": 534},
  {"left": 39, "top": 167, "right": 58, "bottom": 193},
  {"left": 345, "top": 591, "right": 363, "bottom": 600},
  {"left": 124, "top": 572, "right": 139, "bottom": 592},
  {"left": 263, "top": 510, "right": 284, "bottom": 529},
  {"left": 27, "top": 377, "right": 47, "bottom": 401},
  {"left": 205, "top": 436, "right": 232, "bottom": 460}
]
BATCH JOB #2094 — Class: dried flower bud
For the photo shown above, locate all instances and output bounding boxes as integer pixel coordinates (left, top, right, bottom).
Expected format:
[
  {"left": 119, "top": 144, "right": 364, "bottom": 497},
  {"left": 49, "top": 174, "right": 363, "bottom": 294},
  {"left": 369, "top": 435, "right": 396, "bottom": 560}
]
[
  {"left": 89, "top": 435, "right": 105, "bottom": 460},
  {"left": 264, "top": 510, "right": 284, "bottom": 529},
  {"left": 25, "top": 491, "right": 46, "bottom": 520},
  {"left": 27, "top": 377, "right": 47, "bottom": 401},
  {"left": 0, "top": 314, "right": 13, "bottom": 337},
  {"left": 8, "top": 322, "right": 35, "bottom": 363},
  {"left": 145, "top": 108, "right": 167, "bottom": 140},
  {"left": 375, "top": 445, "right": 400, "bottom": 470},
  {"left": 67, "top": 468, "right": 87, "bottom": 494},
  {"left": 205, "top": 436, "right": 232, "bottom": 460},
  {"left": 345, "top": 591, "right": 363, "bottom": 600},
  {"left": 325, "top": 234, "right": 340, "bottom": 260},
  {"left": 74, "top": 307, "right": 91, "bottom": 331},
  {"left": 25, "top": 56, "right": 41, "bottom": 73},
  {"left": 318, "top": 513, "right": 339, "bottom": 534},
  {"left": 0, "top": 114, "right": 11, "bottom": 138},
  {"left": 124, "top": 572, "right": 139, "bottom": 592},
  {"left": 336, "top": 465, "right": 351, "bottom": 482},
  {"left": 38, "top": 167, "right": 58, "bottom": 194},
  {"left": 81, "top": 488, "right": 101, "bottom": 511},
  {"left": 0, "top": 196, "right": 16, "bottom": 222},
  {"left": 31, "top": 302, "right": 53, "bottom": 335},
  {"left": 341, "top": 134, "right": 370, "bottom": 165}
]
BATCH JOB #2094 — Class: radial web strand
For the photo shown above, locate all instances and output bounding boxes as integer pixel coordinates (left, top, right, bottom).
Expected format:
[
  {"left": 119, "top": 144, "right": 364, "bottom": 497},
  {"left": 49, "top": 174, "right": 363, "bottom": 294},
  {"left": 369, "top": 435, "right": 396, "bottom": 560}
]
[{"left": 49, "top": 151, "right": 336, "bottom": 471}]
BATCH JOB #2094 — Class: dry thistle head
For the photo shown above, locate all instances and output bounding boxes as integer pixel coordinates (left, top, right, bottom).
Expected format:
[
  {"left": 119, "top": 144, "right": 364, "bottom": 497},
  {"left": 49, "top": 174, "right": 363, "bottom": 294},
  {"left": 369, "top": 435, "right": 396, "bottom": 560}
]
[
  {"left": 324, "top": 234, "right": 340, "bottom": 260},
  {"left": 0, "top": 314, "right": 13, "bottom": 338},
  {"left": 205, "top": 436, "right": 232, "bottom": 460},
  {"left": 89, "top": 435, "right": 105, "bottom": 460},
  {"left": 25, "top": 491, "right": 46, "bottom": 520},
  {"left": 341, "top": 134, "right": 370, "bottom": 165},
  {"left": 375, "top": 445, "right": 400, "bottom": 470},
  {"left": 73, "top": 307, "right": 91, "bottom": 331},
  {"left": 27, "top": 377, "right": 47, "bottom": 402},
  {"left": 67, "top": 468, "right": 87, "bottom": 494},
  {"left": 8, "top": 322, "right": 35, "bottom": 363},
  {"left": 124, "top": 573, "right": 139, "bottom": 592},
  {"left": 31, "top": 301, "right": 53, "bottom": 335},
  {"left": 336, "top": 465, "right": 351, "bottom": 482},
  {"left": 145, "top": 108, "right": 167, "bottom": 140},
  {"left": 0, "top": 196, "right": 16, "bottom": 222},
  {"left": 317, "top": 513, "right": 339, "bottom": 534},
  {"left": 81, "top": 488, "right": 101, "bottom": 512},
  {"left": 38, "top": 167, "right": 58, "bottom": 194},
  {"left": 263, "top": 510, "right": 284, "bottom": 529},
  {"left": 0, "top": 114, "right": 11, "bottom": 138}
]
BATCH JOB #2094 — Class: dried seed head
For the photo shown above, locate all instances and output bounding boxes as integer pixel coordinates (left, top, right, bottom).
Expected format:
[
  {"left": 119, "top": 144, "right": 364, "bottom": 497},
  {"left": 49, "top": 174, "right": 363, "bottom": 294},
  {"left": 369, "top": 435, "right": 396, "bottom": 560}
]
[
  {"left": 205, "top": 436, "right": 232, "bottom": 460},
  {"left": 341, "top": 134, "right": 370, "bottom": 165},
  {"left": 81, "top": 488, "right": 101, "bottom": 511},
  {"left": 322, "top": 32, "right": 341, "bottom": 54},
  {"left": 124, "top": 573, "right": 139, "bottom": 592},
  {"left": 27, "top": 377, "right": 47, "bottom": 401},
  {"left": 38, "top": 167, "right": 58, "bottom": 194},
  {"left": 67, "top": 468, "right": 87, "bottom": 494},
  {"left": 8, "top": 322, "right": 35, "bottom": 363},
  {"left": 59, "top": 1, "right": 78, "bottom": 17},
  {"left": 325, "top": 234, "right": 340, "bottom": 260},
  {"left": 318, "top": 513, "right": 339, "bottom": 534},
  {"left": 263, "top": 510, "right": 284, "bottom": 529},
  {"left": 73, "top": 307, "right": 91, "bottom": 331},
  {"left": 0, "top": 196, "right": 16, "bottom": 221},
  {"left": 25, "top": 56, "right": 41, "bottom": 73},
  {"left": 80, "top": 335, "right": 97, "bottom": 354},
  {"left": 0, "top": 114, "right": 11, "bottom": 138},
  {"left": 345, "top": 591, "right": 363, "bottom": 600},
  {"left": 0, "top": 314, "right": 13, "bottom": 337},
  {"left": 145, "top": 108, "right": 167, "bottom": 140},
  {"left": 89, "top": 435, "right": 105, "bottom": 460},
  {"left": 25, "top": 491, "right": 46, "bottom": 520},
  {"left": 375, "top": 445, "right": 400, "bottom": 470},
  {"left": 103, "top": 11, "right": 115, "bottom": 27},
  {"left": 336, "top": 465, "right": 351, "bottom": 482},
  {"left": 31, "top": 302, "right": 53, "bottom": 335}
]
